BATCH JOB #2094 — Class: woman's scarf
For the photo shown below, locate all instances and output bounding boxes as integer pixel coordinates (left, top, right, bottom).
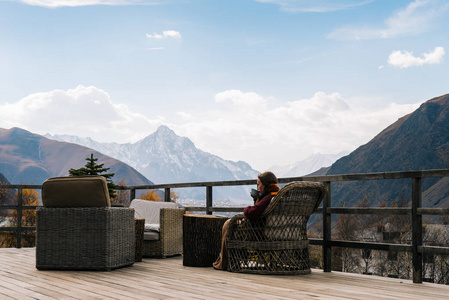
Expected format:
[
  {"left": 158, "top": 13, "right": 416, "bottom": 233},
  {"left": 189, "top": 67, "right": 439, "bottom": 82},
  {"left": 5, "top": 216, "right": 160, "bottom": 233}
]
[{"left": 255, "top": 183, "right": 280, "bottom": 204}]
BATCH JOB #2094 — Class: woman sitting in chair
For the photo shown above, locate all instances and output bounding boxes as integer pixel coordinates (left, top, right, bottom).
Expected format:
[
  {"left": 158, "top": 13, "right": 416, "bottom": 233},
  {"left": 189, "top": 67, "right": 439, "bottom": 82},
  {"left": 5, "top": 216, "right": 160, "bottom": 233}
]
[{"left": 213, "top": 171, "right": 280, "bottom": 270}]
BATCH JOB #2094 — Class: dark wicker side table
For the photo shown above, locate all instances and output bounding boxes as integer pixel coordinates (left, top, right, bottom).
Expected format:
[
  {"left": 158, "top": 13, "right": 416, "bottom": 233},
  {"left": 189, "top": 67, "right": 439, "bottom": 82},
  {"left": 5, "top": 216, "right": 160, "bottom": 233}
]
[
  {"left": 183, "top": 214, "right": 229, "bottom": 267},
  {"left": 134, "top": 218, "right": 145, "bottom": 262}
]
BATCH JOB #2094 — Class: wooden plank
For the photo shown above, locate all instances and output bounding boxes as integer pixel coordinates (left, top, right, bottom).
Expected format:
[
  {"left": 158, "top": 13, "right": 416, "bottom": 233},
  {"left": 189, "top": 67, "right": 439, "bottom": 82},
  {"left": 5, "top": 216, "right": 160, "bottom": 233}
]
[{"left": 1, "top": 248, "right": 449, "bottom": 299}]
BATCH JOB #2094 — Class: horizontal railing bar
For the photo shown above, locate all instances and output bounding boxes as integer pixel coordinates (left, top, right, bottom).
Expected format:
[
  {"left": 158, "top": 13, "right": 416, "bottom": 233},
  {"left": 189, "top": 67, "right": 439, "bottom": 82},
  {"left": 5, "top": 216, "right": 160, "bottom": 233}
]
[
  {"left": 184, "top": 207, "right": 206, "bottom": 212},
  {"left": 0, "top": 184, "right": 41, "bottom": 189},
  {"left": 328, "top": 207, "right": 411, "bottom": 215},
  {"left": 207, "top": 207, "right": 245, "bottom": 212},
  {"left": 116, "top": 169, "right": 449, "bottom": 190},
  {"left": 310, "top": 239, "right": 449, "bottom": 255},
  {"left": 127, "top": 179, "right": 257, "bottom": 189},
  {"left": 0, "top": 226, "right": 36, "bottom": 231},
  {"left": 309, "top": 238, "right": 323, "bottom": 246},
  {"left": 418, "top": 208, "right": 449, "bottom": 215},
  {"left": 182, "top": 206, "right": 449, "bottom": 216},
  {"left": 419, "top": 246, "right": 449, "bottom": 255},
  {"left": 328, "top": 240, "right": 412, "bottom": 252},
  {"left": 0, "top": 206, "right": 39, "bottom": 210},
  {"left": 183, "top": 207, "right": 245, "bottom": 213},
  {"left": 310, "top": 238, "right": 411, "bottom": 251},
  {"left": 3, "top": 205, "right": 448, "bottom": 216}
]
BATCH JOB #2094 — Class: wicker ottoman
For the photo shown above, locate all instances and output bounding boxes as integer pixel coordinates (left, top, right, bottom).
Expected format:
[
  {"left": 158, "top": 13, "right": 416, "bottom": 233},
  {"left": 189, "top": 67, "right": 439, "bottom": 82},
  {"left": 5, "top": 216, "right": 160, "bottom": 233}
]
[{"left": 183, "top": 214, "right": 229, "bottom": 267}]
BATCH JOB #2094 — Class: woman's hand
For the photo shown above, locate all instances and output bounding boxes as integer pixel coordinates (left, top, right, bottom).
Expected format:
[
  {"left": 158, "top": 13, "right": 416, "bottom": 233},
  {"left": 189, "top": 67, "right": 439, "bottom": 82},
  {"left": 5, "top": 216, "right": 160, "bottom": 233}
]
[{"left": 250, "top": 188, "right": 259, "bottom": 200}]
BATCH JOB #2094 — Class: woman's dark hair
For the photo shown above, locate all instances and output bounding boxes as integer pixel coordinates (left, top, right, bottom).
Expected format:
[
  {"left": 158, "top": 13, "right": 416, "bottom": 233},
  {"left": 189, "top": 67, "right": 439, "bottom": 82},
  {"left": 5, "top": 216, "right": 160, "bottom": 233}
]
[{"left": 258, "top": 171, "right": 278, "bottom": 187}]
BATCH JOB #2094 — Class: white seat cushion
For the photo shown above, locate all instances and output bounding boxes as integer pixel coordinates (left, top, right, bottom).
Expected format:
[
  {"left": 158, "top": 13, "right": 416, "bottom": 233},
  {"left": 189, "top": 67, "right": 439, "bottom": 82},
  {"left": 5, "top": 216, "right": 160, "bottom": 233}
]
[
  {"left": 144, "top": 223, "right": 160, "bottom": 232},
  {"left": 129, "top": 199, "right": 178, "bottom": 224},
  {"left": 130, "top": 199, "right": 178, "bottom": 241}
]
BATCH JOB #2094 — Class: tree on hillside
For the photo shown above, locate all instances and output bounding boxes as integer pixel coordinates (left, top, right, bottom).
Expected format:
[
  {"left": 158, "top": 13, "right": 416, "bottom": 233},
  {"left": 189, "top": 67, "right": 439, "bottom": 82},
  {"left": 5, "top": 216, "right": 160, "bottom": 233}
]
[
  {"left": 0, "top": 180, "right": 10, "bottom": 217},
  {"left": 371, "top": 200, "right": 390, "bottom": 277},
  {"left": 140, "top": 190, "right": 161, "bottom": 202},
  {"left": 308, "top": 215, "right": 323, "bottom": 269},
  {"left": 421, "top": 219, "right": 449, "bottom": 284},
  {"left": 113, "top": 178, "right": 130, "bottom": 207},
  {"left": 383, "top": 196, "right": 412, "bottom": 279},
  {"left": 355, "top": 196, "right": 377, "bottom": 274},
  {"left": 139, "top": 190, "right": 179, "bottom": 203},
  {"left": 334, "top": 203, "right": 359, "bottom": 273},
  {"left": 170, "top": 190, "right": 180, "bottom": 203},
  {"left": 68, "top": 153, "right": 118, "bottom": 199}
]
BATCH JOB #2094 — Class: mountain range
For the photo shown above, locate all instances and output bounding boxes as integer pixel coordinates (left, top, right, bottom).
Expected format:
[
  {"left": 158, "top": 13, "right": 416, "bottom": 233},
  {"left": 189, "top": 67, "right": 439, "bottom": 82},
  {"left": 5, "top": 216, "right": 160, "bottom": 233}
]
[
  {"left": 1, "top": 125, "right": 340, "bottom": 203},
  {"left": 326, "top": 93, "right": 449, "bottom": 208},
  {"left": 45, "top": 126, "right": 262, "bottom": 201},
  {"left": 2, "top": 92, "right": 449, "bottom": 208},
  {"left": 46, "top": 126, "right": 259, "bottom": 184},
  {"left": 44, "top": 126, "right": 346, "bottom": 202},
  {"left": 0, "top": 127, "right": 151, "bottom": 186}
]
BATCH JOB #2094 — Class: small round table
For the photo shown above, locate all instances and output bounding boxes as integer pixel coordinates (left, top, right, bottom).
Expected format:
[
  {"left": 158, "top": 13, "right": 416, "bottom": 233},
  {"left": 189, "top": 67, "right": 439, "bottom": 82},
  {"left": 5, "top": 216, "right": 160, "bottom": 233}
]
[{"left": 183, "top": 214, "right": 229, "bottom": 267}]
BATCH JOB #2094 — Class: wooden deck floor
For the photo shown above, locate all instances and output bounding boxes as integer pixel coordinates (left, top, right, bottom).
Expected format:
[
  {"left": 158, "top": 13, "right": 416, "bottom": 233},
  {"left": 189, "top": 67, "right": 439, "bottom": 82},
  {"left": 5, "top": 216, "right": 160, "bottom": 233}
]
[{"left": 1, "top": 248, "right": 448, "bottom": 300}]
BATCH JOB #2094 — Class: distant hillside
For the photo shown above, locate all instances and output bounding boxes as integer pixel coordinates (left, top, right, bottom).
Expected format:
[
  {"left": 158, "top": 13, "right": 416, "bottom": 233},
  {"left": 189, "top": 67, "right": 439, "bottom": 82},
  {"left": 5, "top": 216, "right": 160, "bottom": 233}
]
[
  {"left": 0, "top": 172, "right": 15, "bottom": 206},
  {"left": 0, "top": 127, "right": 152, "bottom": 186},
  {"left": 327, "top": 93, "right": 449, "bottom": 208},
  {"left": 47, "top": 125, "right": 260, "bottom": 202},
  {"left": 269, "top": 152, "right": 349, "bottom": 177},
  {"left": 0, "top": 172, "right": 8, "bottom": 184}
]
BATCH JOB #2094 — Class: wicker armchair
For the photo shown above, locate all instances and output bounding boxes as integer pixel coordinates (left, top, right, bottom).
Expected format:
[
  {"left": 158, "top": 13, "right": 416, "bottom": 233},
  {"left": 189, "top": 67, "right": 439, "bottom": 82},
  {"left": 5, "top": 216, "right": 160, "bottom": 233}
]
[
  {"left": 227, "top": 181, "right": 326, "bottom": 275},
  {"left": 36, "top": 176, "right": 135, "bottom": 271},
  {"left": 130, "top": 199, "right": 185, "bottom": 258}
]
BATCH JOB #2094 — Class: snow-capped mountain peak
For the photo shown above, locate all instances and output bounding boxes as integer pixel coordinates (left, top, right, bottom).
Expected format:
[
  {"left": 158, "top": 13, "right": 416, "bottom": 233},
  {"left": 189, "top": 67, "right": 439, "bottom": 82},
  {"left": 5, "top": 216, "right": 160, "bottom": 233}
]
[{"left": 46, "top": 125, "right": 259, "bottom": 201}]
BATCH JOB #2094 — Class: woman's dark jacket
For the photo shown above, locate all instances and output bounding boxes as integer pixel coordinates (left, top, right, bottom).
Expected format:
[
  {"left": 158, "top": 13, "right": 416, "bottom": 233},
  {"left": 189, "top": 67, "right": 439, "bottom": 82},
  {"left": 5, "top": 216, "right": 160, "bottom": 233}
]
[{"left": 243, "top": 184, "right": 280, "bottom": 222}]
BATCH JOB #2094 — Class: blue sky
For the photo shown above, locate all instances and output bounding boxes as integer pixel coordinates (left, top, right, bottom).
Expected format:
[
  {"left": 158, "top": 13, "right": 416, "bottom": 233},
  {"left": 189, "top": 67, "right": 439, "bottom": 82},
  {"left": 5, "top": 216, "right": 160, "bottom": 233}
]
[{"left": 0, "top": 0, "right": 448, "bottom": 171}]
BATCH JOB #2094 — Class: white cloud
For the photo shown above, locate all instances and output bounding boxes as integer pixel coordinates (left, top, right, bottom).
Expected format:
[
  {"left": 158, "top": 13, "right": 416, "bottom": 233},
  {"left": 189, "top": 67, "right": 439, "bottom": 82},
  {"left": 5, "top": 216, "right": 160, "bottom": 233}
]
[
  {"left": 15, "top": 0, "right": 163, "bottom": 7},
  {"left": 0, "top": 85, "right": 163, "bottom": 143},
  {"left": 174, "top": 91, "right": 419, "bottom": 170},
  {"left": 328, "top": 0, "right": 449, "bottom": 40},
  {"left": 388, "top": 46, "right": 445, "bottom": 68},
  {"left": 0, "top": 86, "right": 421, "bottom": 171},
  {"left": 255, "top": 0, "right": 372, "bottom": 13},
  {"left": 214, "top": 90, "right": 268, "bottom": 109},
  {"left": 146, "top": 30, "right": 181, "bottom": 39}
]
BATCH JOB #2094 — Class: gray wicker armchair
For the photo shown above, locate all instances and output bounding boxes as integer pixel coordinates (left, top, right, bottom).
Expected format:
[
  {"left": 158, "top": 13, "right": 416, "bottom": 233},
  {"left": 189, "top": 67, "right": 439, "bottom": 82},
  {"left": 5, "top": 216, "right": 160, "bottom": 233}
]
[
  {"left": 36, "top": 176, "right": 135, "bottom": 271},
  {"left": 226, "top": 181, "right": 325, "bottom": 275},
  {"left": 130, "top": 199, "right": 185, "bottom": 258}
]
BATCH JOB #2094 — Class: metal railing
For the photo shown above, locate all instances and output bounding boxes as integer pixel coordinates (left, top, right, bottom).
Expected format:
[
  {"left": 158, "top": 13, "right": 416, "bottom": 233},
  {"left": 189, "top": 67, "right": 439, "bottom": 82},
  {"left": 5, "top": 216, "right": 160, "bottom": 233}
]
[
  {"left": 1, "top": 169, "right": 449, "bottom": 283},
  {"left": 0, "top": 184, "right": 40, "bottom": 248}
]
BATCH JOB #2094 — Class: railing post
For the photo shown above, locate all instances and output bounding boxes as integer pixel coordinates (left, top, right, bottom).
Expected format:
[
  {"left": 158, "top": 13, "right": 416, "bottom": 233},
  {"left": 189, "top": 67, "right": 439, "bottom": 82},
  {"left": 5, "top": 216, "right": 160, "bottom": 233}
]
[
  {"left": 323, "top": 181, "right": 332, "bottom": 272},
  {"left": 164, "top": 188, "right": 171, "bottom": 202},
  {"left": 412, "top": 177, "right": 423, "bottom": 283},
  {"left": 16, "top": 187, "right": 23, "bottom": 248},
  {"left": 206, "top": 186, "right": 213, "bottom": 215},
  {"left": 130, "top": 188, "right": 136, "bottom": 203}
]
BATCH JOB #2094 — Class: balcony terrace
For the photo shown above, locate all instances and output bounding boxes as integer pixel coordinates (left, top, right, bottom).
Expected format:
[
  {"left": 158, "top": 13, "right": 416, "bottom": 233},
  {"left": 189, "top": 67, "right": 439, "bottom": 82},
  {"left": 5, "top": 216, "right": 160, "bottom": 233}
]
[
  {"left": 1, "top": 169, "right": 449, "bottom": 298},
  {"left": 1, "top": 247, "right": 449, "bottom": 299}
]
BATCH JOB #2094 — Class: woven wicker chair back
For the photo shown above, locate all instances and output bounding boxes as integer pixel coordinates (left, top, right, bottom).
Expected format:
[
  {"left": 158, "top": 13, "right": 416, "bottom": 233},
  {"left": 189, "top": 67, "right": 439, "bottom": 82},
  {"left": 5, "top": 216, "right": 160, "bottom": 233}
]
[
  {"left": 226, "top": 181, "right": 326, "bottom": 274},
  {"left": 263, "top": 181, "right": 325, "bottom": 241}
]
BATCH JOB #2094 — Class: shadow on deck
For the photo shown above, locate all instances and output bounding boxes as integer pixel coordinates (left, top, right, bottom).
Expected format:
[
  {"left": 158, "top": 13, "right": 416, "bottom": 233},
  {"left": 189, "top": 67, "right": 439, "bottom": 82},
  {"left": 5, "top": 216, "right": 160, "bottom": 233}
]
[{"left": 1, "top": 248, "right": 448, "bottom": 299}]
